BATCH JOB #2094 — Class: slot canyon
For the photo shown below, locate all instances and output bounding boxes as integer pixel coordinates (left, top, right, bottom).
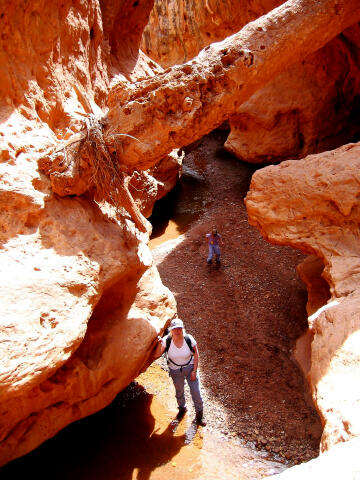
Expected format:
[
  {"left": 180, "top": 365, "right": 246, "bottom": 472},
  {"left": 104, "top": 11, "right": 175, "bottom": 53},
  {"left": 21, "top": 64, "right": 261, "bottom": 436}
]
[{"left": 1, "top": 0, "right": 360, "bottom": 478}]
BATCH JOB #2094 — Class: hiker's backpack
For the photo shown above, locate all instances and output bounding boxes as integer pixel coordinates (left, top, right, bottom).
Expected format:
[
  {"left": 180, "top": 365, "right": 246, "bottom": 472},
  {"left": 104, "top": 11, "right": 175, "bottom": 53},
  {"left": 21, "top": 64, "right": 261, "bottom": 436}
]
[
  {"left": 164, "top": 334, "right": 195, "bottom": 368},
  {"left": 165, "top": 334, "right": 195, "bottom": 354}
]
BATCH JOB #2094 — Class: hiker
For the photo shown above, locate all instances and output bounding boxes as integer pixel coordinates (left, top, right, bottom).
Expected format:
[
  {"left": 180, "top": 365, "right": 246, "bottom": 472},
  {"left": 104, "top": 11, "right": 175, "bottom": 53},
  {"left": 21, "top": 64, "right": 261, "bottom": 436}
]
[
  {"left": 153, "top": 318, "right": 206, "bottom": 426},
  {"left": 206, "top": 227, "right": 222, "bottom": 264}
]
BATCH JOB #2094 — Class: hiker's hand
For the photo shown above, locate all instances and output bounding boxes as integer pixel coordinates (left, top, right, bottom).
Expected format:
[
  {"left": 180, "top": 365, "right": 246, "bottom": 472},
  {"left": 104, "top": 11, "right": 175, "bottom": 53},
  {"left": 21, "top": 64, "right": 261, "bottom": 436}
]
[
  {"left": 190, "top": 370, "right": 196, "bottom": 381},
  {"left": 151, "top": 336, "right": 163, "bottom": 360}
]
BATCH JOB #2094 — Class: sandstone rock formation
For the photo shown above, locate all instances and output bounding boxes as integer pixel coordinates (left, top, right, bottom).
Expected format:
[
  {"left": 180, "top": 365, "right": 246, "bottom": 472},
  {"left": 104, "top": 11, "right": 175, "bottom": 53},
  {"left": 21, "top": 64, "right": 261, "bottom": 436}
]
[
  {"left": 246, "top": 142, "right": 360, "bottom": 451},
  {"left": 104, "top": 0, "right": 360, "bottom": 171},
  {"left": 141, "top": 0, "right": 282, "bottom": 68},
  {"left": 0, "top": 0, "right": 177, "bottom": 465},
  {"left": 2, "top": 0, "right": 360, "bottom": 468},
  {"left": 142, "top": 1, "right": 360, "bottom": 164},
  {"left": 225, "top": 23, "right": 360, "bottom": 163}
]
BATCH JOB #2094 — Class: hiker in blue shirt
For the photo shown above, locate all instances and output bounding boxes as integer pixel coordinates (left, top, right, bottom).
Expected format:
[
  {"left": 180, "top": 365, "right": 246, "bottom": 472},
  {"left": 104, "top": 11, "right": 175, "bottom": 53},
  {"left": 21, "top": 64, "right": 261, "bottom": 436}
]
[{"left": 153, "top": 318, "right": 206, "bottom": 426}]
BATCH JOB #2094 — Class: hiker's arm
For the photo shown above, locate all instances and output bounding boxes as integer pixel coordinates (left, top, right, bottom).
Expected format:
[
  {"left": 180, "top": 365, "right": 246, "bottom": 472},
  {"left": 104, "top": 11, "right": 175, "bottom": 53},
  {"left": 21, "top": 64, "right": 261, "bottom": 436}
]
[
  {"left": 151, "top": 336, "right": 166, "bottom": 361},
  {"left": 191, "top": 346, "right": 199, "bottom": 380}
]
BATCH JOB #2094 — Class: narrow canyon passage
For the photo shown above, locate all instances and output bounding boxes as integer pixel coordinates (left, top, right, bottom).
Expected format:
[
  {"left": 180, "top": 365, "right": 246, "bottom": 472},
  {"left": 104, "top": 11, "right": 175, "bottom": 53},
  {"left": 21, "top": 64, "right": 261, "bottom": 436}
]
[
  {"left": 0, "top": 130, "right": 322, "bottom": 480},
  {"left": 150, "top": 129, "right": 323, "bottom": 463}
]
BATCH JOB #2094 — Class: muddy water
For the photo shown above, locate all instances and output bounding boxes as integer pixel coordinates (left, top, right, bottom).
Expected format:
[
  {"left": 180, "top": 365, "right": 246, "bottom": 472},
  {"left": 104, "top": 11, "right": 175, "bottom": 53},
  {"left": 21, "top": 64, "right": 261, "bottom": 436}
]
[
  {"left": 0, "top": 365, "right": 284, "bottom": 480},
  {"left": 149, "top": 163, "right": 212, "bottom": 249}
]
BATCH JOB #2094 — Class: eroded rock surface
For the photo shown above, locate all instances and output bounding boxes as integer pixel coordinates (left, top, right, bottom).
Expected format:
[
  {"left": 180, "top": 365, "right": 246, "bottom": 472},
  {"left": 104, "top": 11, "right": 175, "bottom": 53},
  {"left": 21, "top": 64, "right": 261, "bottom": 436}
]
[
  {"left": 225, "top": 24, "right": 360, "bottom": 163},
  {"left": 2, "top": 0, "right": 360, "bottom": 469},
  {"left": 246, "top": 142, "right": 360, "bottom": 451},
  {"left": 105, "top": 0, "right": 360, "bottom": 171},
  {"left": 142, "top": 1, "right": 360, "bottom": 163},
  {"left": 0, "top": 0, "right": 177, "bottom": 465},
  {"left": 141, "top": 0, "right": 282, "bottom": 68}
]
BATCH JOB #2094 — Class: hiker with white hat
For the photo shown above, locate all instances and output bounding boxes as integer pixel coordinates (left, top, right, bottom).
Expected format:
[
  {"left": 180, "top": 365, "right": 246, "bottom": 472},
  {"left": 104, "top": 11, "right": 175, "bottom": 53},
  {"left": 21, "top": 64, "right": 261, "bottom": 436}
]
[{"left": 153, "top": 318, "right": 206, "bottom": 426}]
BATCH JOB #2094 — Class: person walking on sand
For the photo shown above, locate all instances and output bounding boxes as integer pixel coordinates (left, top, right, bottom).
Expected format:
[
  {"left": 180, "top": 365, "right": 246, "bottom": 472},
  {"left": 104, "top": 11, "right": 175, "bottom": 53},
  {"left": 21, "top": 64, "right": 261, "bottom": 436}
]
[
  {"left": 153, "top": 318, "right": 206, "bottom": 426},
  {"left": 206, "top": 227, "right": 222, "bottom": 264}
]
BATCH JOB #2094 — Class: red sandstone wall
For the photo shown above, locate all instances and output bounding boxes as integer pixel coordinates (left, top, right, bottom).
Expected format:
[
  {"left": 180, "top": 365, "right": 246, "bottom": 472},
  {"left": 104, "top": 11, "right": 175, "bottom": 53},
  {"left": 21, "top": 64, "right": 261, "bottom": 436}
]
[{"left": 0, "top": 0, "right": 177, "bottom": 465}]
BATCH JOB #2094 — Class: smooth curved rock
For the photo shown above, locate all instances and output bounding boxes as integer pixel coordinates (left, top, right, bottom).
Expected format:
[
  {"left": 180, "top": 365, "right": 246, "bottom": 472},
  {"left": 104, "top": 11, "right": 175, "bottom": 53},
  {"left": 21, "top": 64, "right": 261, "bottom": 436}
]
[
  {"left": 246, "top": 142, "right": 360, "bottom": 451},
  {"left": 0, "top": 0, "right": 177, "bottom": 465}
]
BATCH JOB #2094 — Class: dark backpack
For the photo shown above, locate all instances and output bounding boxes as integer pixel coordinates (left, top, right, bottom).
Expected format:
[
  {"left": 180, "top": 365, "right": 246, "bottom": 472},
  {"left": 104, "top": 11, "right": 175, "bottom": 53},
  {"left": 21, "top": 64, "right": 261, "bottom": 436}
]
[
  {"left": 164, "top": 334, "right": 195, "bottom": 368},
  {"left": 165, "top": 334, "right": 195, "bottom": 353}
]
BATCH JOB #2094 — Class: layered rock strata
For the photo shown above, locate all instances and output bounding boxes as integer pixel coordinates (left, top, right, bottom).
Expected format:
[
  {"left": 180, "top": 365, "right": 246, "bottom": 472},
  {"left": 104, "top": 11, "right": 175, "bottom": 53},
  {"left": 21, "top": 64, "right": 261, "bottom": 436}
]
[{"left": 246, "top": 142, "right": 360, "bottom": 451}]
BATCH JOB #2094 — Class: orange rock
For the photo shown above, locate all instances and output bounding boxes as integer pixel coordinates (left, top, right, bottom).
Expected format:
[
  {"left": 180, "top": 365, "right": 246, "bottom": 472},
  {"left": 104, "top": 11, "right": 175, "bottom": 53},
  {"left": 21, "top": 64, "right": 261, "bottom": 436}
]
[
  {"left": 0, "top": 0, "right": 176, "bottom": 466},
  {"left": 107, "top": 0, "right": 360, "bottom": 170},
  {"left": 246, "top": 142, "right": 360, "bottom": 451},
  {"left": 141, "top": 0, "right": 282, "bottom": 68},
  {"left": 142, "top": 2, "right": 360, "bottom": 164},
  {"left": 225, "top": 24, "right": 360, "bottom": 163}
]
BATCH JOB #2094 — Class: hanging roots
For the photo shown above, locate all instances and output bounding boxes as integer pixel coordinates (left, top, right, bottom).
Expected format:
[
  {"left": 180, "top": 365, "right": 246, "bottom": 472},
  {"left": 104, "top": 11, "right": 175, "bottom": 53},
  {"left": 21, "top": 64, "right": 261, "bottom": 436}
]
[
  {"left": 48, "top": 114, "right": 148, "bottom": 233},
  {"left": 83, "top": 115, "right": 125, "bottom": 206},
  {"left": 83, "top": 115, "right": 148, "bottom": 232}
]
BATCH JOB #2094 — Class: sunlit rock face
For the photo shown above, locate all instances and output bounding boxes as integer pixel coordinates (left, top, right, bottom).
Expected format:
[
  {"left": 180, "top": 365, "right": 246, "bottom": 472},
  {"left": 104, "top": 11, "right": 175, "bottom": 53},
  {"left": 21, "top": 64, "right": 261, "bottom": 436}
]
[
  {"left": 141, "top": 0, "right": 282, "bottom": 68},
  {"left": 245, "top": 142, "right": 360, "bottom": 451},
  {"left": 272, "top": 437, "right": 360, "bottom": 479},
  {"left": 142, "top": 1, "right": 360, "bottom": 162},
  {"left": 225, "top": 24, "right": 360, "bottom": 163},
  {"left": 0, "top": 0, "right": 177, "bottom": 465}
]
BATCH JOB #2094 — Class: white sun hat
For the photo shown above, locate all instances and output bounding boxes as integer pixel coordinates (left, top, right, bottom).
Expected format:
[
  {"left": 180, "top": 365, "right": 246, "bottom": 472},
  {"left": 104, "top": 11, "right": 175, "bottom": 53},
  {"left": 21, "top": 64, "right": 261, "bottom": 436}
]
[{"left": 169, "top": 318, "right": 184, "bottom": 330}]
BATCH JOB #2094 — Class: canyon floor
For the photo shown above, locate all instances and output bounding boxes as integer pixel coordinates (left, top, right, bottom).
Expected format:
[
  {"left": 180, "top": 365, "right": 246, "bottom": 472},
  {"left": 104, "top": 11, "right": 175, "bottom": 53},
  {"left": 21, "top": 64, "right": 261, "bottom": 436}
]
[
  {"left": 0, "top": 130, "right": 322, "bottom": 479},
  {"left": 149, "top": 129, "right": 323, "bottom": 464}
]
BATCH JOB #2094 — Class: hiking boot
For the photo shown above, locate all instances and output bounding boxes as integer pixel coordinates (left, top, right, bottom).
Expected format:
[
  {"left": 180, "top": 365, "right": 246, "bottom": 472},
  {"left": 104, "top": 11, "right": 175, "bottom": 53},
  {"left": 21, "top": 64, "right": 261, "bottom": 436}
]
[
  {"left": 195, "top": 411, "right": 207, "bottom": 426},
  {"left": 207, "top": 259, "right": 212, "bottom": 265},
  {"left": 176, "top": 406, "right": 187, "bottom": 420}
]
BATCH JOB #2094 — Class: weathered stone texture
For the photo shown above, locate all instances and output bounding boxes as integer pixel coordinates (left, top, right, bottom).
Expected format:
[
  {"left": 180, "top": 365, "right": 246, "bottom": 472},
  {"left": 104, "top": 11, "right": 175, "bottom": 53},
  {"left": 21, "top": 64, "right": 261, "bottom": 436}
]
[
  {"left": 107, "top": 0, "right": 360, "bottom": 171},
  {"left": 225, "top": 24, "right": 360, "bottom": 163},
  {"left": 0, "top": 0, "right": 177, "bottom": 465},
  {"left": 141, "top": 0, "right": 282, "bottom": 68},
  {"left": 142, "top": 1, "right": 360, "bottom": 163},
  {"left": 246, "top": 142, "right": 360, "bottom": 450}
]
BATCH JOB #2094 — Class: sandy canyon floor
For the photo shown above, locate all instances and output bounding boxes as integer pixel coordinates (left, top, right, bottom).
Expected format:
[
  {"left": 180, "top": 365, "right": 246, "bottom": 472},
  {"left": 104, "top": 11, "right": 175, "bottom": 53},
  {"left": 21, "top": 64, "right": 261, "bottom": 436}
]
[
  {"left": 0, "top": 130, "right": 322, "bottom": 479},
  {"left": 149, "top": 129, "right": 322, "bottom": 465}
]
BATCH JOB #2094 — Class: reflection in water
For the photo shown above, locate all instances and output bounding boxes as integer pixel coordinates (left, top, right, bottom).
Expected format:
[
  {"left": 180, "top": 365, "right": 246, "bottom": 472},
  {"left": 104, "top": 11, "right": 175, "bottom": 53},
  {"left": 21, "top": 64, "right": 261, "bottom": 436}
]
[{"left": 149, "top": 163, "right": 212, "bottom": 248}]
